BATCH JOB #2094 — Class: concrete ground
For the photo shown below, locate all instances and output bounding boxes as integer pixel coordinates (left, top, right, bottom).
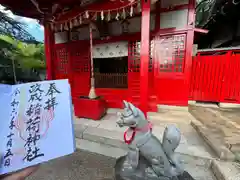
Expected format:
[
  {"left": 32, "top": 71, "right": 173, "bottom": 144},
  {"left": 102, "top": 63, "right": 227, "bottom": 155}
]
[{"left": 27, "top": 150, "right": 115, "bottom": 180}]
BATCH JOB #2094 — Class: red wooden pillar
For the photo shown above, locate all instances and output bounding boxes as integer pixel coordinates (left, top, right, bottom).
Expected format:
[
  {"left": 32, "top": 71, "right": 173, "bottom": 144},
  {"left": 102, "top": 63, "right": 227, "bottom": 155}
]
[
  {"left": 44, "top": 24, "right": 54, "bottom": 80},
  {"left": 185, "top": 0, "right": 196, "bottom": 98},
  {"left": 140, "top": 0, "right": 151, "bottom": 115}
]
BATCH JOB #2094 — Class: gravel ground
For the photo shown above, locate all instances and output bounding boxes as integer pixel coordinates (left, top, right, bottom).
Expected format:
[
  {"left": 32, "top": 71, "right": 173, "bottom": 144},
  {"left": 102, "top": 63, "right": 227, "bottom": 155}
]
[{"left": 27, "top": 150, "right": 116, "bottom": 180}]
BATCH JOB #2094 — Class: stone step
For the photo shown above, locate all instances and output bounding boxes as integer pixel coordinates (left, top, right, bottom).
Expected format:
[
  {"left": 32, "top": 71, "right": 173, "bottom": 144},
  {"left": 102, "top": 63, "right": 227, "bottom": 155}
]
[
  {"left": 76, "top": 138, "right": 127, "bottom": 159},
  {"left": 75, "top": 139, "right": 216, "bottom": 180},
  {"left": 211, "top": 160, "right": 240, "bottom": 180},
  {"left": 191, "top": 119, "right": 235, "bottom": 161},
  {"left": 75, "top": 123, "right": 184, "bottom": 148},
  {"left": 74, "top": 124, "right": 213, "bottom": 166}
]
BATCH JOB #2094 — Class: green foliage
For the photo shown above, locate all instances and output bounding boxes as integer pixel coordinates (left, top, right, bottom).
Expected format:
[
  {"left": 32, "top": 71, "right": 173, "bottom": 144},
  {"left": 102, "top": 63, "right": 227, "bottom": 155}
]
[{"left": 0, "top": 35, "right": 45, "bottom": 70}]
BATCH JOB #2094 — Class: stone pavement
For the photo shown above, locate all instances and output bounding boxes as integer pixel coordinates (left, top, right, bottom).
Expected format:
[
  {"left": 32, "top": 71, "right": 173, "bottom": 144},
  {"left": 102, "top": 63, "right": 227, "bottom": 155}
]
[
  {"left": 27, "top": 150, "right": 116, "bottom": 180},
  {"left": 189, "top": 106, "right": 240, "bottom": 161}
]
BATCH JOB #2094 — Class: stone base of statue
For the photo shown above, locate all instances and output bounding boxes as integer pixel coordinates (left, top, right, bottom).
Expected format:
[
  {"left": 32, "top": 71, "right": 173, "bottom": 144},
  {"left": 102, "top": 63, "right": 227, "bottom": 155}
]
[{"left": 115, "top": 155, "right": 195, "bottom": 180}]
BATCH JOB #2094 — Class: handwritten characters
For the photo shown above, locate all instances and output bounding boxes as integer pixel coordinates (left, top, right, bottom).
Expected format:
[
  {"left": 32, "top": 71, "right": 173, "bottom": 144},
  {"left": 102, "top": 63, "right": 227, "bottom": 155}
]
[
  {"left": 23, "top": 83, "right": 44, "bottom": 162},
  {"left": 3, "top": 88, "right": 20, "bottom": 167},
  {"left": 44, "top": 83, "right": 61, "bottom": 111},
  {"left": 22, "top": 83, "right": 61, "bottom": 162}
]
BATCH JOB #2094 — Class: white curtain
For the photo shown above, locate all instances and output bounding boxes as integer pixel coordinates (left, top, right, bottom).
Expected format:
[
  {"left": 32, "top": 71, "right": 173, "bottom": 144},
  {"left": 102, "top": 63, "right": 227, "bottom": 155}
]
[{"left": 93, "top": 42, "right": 128, "bottom": 58}]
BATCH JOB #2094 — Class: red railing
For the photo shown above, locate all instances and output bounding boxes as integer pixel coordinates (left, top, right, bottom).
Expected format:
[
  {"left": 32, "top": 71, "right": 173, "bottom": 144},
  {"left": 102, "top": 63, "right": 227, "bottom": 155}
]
[
  {"left": 94, "top": 73, "right": 128, "bottom": 89},
  {"left": 190, "top": 49, "right": 240, "bottom": 104}
]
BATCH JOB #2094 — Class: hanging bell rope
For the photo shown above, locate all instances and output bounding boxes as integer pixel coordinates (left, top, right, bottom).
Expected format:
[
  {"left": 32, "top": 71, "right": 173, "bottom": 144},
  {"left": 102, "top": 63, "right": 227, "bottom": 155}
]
[{"left": 88, "top": 23, "right": 97, "bottom": 99}]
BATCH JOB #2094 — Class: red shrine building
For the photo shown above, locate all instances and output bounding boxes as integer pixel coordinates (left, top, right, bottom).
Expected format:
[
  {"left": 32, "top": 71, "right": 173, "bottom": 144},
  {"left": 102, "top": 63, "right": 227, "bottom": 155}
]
[{"left": 2, "top": 0, "right": 209, "bottom": 115}]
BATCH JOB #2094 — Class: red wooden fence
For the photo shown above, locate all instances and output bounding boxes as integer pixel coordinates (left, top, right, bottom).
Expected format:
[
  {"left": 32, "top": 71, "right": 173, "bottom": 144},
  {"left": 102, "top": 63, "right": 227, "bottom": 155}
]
[{"left": 190, "top": 50, "right": 240, "bottom": 104}]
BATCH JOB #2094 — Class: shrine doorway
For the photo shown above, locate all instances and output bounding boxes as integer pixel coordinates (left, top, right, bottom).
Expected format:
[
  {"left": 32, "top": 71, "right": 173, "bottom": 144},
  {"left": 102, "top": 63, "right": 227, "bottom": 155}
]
[
  {"left": 94, "top": 56, "right": 128, "bottom": 89},
  {"left": 93, "top": 41, "right": 129, "bottom": 108}
]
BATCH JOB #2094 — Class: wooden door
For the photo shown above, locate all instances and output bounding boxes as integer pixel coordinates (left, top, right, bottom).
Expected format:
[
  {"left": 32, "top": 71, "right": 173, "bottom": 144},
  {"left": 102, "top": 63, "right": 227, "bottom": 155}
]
[
  {"left": 69, "top": 41, "right": 91, "bottom": 99},
  {"left": 153, "top": 34, "right": 188, "bottom": 106}
]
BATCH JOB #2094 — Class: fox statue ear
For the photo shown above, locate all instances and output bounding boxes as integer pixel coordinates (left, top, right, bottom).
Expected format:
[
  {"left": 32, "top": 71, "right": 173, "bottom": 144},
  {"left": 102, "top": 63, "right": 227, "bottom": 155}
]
[
  {"left": 123, "top": 100, "right": 129, "bottom": 109},
  {"left": 128, "top": 102, "right": 138, "bottom": 116}
]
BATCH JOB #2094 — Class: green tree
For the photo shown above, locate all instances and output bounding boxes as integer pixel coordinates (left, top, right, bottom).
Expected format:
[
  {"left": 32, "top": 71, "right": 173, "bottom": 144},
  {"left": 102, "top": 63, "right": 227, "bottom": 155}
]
[
  {"left": 0, "top": 35, "right": 45, "bottom": 69},
  {"left": 0, "top": 35, "right": 45, "bottom": 84}
]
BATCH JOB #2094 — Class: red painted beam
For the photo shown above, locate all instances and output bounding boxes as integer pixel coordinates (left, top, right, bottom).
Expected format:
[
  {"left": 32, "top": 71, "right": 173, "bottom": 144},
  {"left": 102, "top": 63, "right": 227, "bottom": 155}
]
[{"left": 140, "top": 0, "right": 151, "bottom": 116}]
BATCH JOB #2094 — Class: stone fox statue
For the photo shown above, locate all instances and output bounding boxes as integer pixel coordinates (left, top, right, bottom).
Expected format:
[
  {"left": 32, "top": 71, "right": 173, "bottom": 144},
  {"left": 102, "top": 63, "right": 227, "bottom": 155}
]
[{"left": 116, "top": 101, "right": 184, "bottom": 178}]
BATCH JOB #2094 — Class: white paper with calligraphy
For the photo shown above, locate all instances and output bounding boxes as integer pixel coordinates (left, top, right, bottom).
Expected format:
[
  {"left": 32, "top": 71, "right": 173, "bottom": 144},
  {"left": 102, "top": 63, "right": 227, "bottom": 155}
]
[{"left": 0, "top": 79, "right": 75, "bottom": 175}]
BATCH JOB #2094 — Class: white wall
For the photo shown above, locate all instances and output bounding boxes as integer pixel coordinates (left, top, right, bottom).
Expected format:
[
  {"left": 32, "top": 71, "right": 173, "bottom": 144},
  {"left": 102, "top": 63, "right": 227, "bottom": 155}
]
[
  {"left": 93, "top": 41, "right": 128, "bottom": 58},
  {"left": 109, "top": 15, "right": 156, "bottom": 35},
  {"left": 160, "top": 9, "right": 188, "bottom": 29},
  {"left": 54, "top": 32, "right": 68, "bottom": 44}
]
